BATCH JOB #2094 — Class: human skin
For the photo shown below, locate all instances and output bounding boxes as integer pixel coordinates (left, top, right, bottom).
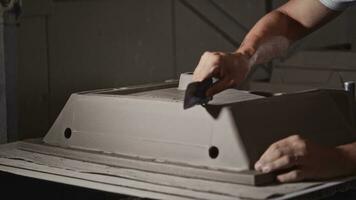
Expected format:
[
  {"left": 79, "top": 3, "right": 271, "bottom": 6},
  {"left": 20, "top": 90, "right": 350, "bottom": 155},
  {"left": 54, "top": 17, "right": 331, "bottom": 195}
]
[
  {"left": 193, "top": 0, "right": 338, "bottom": 96},
  {"left": 192, "top": 0, "right": 356, "bottom": 183},
  {"left": 255, "top": 135, "right": 356, "bottom": 182}
]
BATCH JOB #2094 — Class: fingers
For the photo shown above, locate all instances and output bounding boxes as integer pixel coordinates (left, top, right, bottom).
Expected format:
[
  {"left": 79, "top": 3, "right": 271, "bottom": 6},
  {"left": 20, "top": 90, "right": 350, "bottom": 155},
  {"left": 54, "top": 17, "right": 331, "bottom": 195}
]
[
  {"left": 277, "top": 170, "right": 305, "bottom": 183},
  {"left": 255, "top": 147, "right": 294, "bottom": 172},
  {"left": 259, "top": 141, "right": 290, "bottom": 163},
  {"left": 258, "top": 155, "right": 298, "bottom": 173},
  {"left": 192, "top": 51, "right": 249, "bottom": 96},
  {"left": 193, "top": 51, "right": 220, "bottom": 82},
  {"left": 193, "top": 52, "right": 233, "bottom": 97},
  {"left": 255, "top": 140, "right": 292, "bottom": 171},
  {"left": 254, "top": 134, "right": 344, "bottom": 183},
  {"left": 255, "top": 135, "right": 307, "bottom": 173}
]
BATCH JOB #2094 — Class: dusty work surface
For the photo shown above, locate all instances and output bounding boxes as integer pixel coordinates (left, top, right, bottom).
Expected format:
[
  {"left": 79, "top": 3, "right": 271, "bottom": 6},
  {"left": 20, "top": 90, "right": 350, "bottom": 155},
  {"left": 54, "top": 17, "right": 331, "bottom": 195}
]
[
  {"left": 0, "top": 141, "right": 356, "bottom": 200},
  {"left": 130, "top": 87, "right": 263, "bottom": 105}
]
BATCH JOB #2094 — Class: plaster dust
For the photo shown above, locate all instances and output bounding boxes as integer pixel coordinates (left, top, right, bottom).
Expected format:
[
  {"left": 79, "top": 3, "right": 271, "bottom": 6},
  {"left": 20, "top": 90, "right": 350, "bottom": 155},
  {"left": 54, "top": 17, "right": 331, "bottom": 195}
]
[
  {"left": 130, "top": 87, "right": 263, "bottom": 104},
  {"left": 121, "top": 72, "right": 264, "bottom": 104},
  {"left": 1, "top": 141, "right": 352, "bottom": 200},
  {"left": 249, "top": 36, "right": 290, "bottom": 66}
]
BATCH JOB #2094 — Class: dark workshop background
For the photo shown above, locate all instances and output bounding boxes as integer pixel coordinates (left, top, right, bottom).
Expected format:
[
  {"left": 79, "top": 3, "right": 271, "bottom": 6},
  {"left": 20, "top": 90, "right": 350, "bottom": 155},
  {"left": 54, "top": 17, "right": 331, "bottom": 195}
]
[{"left": 0, "top": 0, "right": 355, "bottom": 143}]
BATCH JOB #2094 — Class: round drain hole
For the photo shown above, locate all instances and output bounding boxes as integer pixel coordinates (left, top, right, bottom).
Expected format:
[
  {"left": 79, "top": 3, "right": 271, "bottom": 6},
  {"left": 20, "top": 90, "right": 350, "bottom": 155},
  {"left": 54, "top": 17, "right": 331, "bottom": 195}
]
[
  {"left": 209, "top": 146, "right": 219, "bottom": 159},
  {"left": 64, "top": 128, "right": 72, "bottom": 139}
]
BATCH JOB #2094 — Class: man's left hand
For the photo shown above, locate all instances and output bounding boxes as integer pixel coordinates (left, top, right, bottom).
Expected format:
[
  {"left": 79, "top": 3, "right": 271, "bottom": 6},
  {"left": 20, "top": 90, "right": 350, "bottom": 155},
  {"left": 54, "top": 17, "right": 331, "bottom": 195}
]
[{"left": 255, "top": 135, "right": 356, "bottom": 183}]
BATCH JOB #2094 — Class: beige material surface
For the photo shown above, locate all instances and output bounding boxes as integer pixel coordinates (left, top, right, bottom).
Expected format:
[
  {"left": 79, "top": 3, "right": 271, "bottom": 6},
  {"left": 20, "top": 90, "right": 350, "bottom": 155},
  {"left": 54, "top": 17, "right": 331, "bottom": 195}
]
[
  {"left": 2, "top": 77, "right": 356, "bottom": 198},
  {"left": 42, "top": 76, "right": 356, "bottom": 186},
  {"left": 43, "top": 86, "right": 264, "bottom": 180}
]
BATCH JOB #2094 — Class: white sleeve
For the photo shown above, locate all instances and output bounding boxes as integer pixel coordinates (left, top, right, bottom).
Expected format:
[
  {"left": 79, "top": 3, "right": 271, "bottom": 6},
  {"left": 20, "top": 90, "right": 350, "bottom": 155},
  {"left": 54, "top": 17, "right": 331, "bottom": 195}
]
[{"left": 319, "top": 0, "right": 355, "bottom": 11}]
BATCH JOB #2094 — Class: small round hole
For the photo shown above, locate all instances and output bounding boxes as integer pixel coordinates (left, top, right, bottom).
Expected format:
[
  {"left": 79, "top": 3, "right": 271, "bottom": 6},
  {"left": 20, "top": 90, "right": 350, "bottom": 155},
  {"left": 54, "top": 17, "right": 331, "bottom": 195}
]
[
  {"left": 209, "top": 146, "right": 219, "bottom": 159},
  {"left": 64, "top": 128, "right": 72, "bottom": 139}
]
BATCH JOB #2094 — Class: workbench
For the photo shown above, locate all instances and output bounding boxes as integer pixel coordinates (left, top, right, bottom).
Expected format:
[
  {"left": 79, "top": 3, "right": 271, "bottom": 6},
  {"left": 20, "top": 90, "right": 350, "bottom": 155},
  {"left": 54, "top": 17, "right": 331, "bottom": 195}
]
[{"left": 1, "top": 140, "right": 356, "bottom": 200}]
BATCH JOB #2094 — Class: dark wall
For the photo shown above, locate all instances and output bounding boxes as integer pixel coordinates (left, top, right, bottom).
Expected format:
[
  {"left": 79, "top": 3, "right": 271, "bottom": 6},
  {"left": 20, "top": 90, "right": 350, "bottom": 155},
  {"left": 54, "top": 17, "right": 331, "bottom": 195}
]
[{"left": 15, "top": 0, "right": 356, "bottom": 140}]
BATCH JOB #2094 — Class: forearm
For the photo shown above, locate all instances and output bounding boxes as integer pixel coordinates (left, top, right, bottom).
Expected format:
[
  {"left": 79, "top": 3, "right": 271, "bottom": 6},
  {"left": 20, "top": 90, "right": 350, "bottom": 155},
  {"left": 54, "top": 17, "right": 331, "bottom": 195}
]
[
  {"left": 236, "top": 10, "right": 307, "bottom": 65},
  {"left": 236, "top": 0, "right": 338, "bottom": 65}
]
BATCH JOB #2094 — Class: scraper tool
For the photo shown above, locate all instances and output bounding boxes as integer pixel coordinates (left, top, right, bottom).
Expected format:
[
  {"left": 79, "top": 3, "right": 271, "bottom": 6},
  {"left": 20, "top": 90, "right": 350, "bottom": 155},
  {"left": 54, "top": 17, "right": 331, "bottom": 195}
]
[{"left": 183, "top": 78, "right": 213, "bottom": 109}]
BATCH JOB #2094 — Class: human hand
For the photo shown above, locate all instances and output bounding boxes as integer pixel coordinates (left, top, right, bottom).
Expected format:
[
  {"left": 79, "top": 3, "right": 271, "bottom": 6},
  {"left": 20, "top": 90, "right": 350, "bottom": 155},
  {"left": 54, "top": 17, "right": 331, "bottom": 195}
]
[
  {"left": 192, "top": 51, "right": 251, "bottom": 97},
  {"left": 255, "top": 135, "right": 356, "bottom": 183}
]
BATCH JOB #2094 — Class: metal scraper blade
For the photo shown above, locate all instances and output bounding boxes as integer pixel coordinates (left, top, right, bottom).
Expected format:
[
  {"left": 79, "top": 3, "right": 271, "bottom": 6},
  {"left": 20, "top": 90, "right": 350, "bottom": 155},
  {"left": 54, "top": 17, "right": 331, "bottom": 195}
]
[{"left": 183, "top": 78, "right": 213, "bottom": 109}]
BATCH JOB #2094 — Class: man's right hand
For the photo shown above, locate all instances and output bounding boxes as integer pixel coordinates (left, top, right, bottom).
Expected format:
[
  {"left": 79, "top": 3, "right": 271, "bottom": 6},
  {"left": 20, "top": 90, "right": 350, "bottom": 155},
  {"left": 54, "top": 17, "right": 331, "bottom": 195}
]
[{"left": 192, "top": 51, "right": 251, "bottom": 97}]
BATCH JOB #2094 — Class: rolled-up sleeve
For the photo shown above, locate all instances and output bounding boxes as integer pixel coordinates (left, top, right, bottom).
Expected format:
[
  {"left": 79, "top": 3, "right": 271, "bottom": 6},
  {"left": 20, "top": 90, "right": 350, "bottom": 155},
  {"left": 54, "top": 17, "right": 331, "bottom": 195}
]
[{"left": 319, "top": 0, "right": 356, "bottom": 11}]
